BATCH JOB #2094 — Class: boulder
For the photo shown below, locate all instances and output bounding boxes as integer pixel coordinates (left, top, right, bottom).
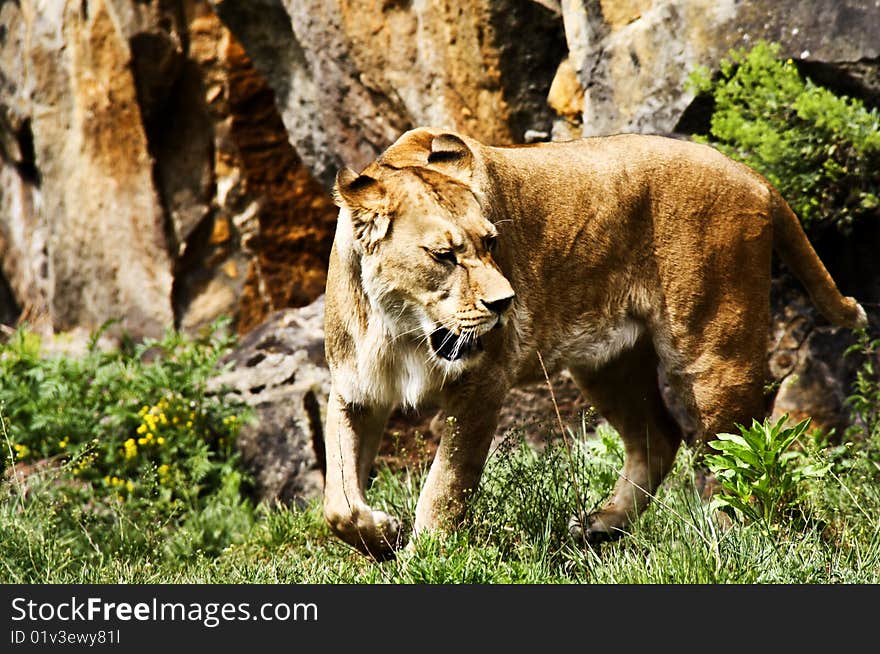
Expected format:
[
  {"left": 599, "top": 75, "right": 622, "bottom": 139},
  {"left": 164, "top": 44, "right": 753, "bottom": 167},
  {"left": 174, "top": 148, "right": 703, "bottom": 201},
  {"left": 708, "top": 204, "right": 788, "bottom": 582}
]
[{"left": 211, "top": 297, "right": 329, "bottom": 506}]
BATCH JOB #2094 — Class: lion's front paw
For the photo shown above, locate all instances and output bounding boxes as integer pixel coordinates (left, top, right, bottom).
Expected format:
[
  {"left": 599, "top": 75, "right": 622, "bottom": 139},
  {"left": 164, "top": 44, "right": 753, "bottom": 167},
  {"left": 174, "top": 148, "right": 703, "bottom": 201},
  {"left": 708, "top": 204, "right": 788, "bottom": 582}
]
[
  {"left": 568, "top": 511, "right": 627, "bottom": 545},
  {"left": 325, "top": 504, "right": 403, "bottom": 560}
]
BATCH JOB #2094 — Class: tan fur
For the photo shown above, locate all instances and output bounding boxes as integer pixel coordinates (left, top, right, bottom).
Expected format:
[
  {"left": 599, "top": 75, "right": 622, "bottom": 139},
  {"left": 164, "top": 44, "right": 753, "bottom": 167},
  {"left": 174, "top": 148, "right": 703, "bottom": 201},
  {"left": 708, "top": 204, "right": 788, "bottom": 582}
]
[{"left": 322, "top": 127, "right": 867, "bottom": 558}]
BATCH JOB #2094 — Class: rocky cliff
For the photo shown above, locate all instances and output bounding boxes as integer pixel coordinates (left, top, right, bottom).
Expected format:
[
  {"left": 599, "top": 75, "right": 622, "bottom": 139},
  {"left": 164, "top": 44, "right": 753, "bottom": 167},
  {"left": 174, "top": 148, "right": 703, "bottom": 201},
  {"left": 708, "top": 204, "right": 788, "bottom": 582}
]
[
  {"left": 3, "top": 1, "right": 877, "bottom": 339},
  {"left": 3, "top": 0, "right": 877, "bottom": 337},
  {"left": 0, "top": 0, "right": 337, "bottom": 338}
]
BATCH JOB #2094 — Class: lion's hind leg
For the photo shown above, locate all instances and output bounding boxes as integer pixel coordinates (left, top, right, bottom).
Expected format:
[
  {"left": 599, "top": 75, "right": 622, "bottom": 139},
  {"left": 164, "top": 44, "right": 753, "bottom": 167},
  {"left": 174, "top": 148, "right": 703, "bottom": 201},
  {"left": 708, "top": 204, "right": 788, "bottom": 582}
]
[
  {"left": 568, "top": 337, "right": 683, "bottom": 543},
  {"left": 664, "top": 343, "right": 767, "bottom": 454},
  {"left": 657, "top": 251, "right": 771, "bottom": 453}
]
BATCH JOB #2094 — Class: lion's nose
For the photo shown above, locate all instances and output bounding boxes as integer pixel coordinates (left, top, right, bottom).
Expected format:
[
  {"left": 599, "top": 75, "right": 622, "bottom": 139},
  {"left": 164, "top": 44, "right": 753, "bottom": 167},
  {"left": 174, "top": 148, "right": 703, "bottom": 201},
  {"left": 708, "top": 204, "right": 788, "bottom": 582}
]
[{"left": 481, "top": 294, "right": 514, "bottom": 315}]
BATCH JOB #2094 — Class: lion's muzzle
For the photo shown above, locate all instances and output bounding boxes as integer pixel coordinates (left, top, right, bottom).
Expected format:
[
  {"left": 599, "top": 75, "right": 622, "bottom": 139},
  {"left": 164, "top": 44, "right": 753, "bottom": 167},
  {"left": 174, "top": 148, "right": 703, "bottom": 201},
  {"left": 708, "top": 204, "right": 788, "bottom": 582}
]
[{"left": 429, "top": 326, "right": 485, "bottom": 361}]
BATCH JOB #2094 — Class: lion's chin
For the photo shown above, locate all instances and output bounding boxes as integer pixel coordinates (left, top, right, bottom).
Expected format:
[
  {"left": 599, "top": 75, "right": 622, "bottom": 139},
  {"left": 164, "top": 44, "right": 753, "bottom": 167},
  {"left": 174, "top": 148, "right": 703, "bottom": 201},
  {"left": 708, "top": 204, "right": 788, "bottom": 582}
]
[{"left": 429, "top": 326, "right": 485, "bottom": 361}]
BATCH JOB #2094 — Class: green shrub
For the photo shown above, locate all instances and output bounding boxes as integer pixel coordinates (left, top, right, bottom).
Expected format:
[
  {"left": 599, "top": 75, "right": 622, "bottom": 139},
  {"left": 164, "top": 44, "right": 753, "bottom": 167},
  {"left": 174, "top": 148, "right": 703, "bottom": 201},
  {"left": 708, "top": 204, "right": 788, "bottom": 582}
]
[
  {"left": 689, "top": 41, "right": 880, "bottom": 232},
  {"left": 0, "top": 320, "right": 250, "bottom": 534}
]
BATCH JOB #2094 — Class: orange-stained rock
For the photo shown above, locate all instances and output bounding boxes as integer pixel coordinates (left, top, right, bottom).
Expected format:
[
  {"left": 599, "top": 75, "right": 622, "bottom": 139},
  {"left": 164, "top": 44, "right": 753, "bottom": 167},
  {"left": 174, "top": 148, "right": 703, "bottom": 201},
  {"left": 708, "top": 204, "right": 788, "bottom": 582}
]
[
  {"left": 0, "top": 0, "right": 174, "bottom": 338},
  {"left": 170, "top": 5, "right": 253, "bottom": 333},
  {"left": 222, "top": 36, "right": 338, "bottom": 333},
  {"left": 210, "top": 0, "right": 566, "bottom": 186}
]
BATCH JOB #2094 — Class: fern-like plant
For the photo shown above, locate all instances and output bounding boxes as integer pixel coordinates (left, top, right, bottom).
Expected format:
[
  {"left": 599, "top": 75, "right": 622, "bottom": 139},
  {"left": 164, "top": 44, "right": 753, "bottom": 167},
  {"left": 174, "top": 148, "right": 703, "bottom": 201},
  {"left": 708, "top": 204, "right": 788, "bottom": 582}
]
[{"left": 705, "top": 415, "right": 825, "bottom": 526}]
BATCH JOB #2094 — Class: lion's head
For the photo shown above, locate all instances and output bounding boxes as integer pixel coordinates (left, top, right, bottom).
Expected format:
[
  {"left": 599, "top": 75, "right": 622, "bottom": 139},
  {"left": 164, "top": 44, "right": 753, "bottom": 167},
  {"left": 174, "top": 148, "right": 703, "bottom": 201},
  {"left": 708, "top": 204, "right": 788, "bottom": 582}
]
[{"left": 333, "top": 130, "right": 515, "bottom": 369}]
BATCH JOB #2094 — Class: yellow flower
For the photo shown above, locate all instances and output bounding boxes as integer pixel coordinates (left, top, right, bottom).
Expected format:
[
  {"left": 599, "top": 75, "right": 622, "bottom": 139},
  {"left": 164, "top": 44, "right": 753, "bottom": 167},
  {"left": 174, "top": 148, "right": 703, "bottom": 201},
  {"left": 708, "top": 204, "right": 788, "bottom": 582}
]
[
  {"left": 123, "top": 438, "right": 138, "bottom": 460},
  {"left": 137, "top": 437, "right": 147, "bottom": 445},
  {"left": 158, "top": 464, "right": 170, "bottom": 476},
  {"left": 126, "top": 480, "right": 134, "bottom": 493},
  {"left": 13, "top": 443, "right": 29, "bottom": 459},
  {"left": 157, "top": 436, "right": 166, "bottom": 445},
  {"left": 137, "top": 424, "right": 147, "bottom": 434}
]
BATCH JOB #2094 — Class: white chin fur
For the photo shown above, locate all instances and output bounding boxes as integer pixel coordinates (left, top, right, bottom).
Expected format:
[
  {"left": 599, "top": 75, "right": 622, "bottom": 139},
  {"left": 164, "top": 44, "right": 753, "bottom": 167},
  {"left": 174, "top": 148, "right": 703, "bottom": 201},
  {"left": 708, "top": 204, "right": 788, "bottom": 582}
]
[{"left": 341, "top": 305, "right": 476, "bottom": 410}]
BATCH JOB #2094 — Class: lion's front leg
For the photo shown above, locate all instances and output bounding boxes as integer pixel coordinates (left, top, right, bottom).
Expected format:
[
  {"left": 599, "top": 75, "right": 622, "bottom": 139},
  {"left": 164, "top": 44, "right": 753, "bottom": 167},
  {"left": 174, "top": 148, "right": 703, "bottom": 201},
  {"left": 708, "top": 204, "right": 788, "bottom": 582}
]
[
  {"left": 412, "top": 388, "right": 504, "bottom": 542},
  {"left": 323, "top": 391, "right": 398, "bottom": 559}
]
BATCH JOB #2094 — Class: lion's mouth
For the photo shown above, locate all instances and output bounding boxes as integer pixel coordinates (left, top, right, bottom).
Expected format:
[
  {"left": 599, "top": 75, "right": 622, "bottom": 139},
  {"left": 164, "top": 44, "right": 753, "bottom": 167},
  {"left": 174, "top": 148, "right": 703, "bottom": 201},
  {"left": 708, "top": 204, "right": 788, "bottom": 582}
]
[{"left": 429, "top": 327, "right": 484, "bottom": 361}]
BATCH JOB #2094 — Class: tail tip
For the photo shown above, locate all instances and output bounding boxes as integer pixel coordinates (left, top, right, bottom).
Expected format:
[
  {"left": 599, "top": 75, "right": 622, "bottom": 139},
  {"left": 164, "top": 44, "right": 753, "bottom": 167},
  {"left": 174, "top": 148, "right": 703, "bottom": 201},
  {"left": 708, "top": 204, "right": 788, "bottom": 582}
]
[{"left": 851, "top": 300, "right": 869, "bottom": 329}]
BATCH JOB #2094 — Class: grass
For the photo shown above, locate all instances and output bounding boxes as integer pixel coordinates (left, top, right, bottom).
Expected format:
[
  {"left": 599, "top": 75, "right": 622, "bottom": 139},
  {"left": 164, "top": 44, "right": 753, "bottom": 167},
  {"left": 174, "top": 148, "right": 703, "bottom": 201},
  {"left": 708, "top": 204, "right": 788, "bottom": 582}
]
[
  {"left": 3, "top": 419, "right": 879, "bottom": 584},
  {"left": 2, "top": 323, "right": 878, "bottom": 584}
]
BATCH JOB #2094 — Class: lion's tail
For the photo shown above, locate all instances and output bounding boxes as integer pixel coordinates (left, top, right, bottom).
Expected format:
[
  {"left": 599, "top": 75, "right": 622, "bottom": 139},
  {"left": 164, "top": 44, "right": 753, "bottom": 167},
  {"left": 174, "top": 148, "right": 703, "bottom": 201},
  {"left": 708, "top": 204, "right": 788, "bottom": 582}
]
[{"left": 771, "top": 193, "right": 867, "bottom": 328}]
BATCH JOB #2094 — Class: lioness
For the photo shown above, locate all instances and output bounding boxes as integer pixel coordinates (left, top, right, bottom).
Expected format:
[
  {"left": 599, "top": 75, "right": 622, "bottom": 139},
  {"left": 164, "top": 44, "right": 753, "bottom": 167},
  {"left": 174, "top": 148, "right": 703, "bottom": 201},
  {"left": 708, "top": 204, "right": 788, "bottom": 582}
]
[{"left": 323, "top": 127, "right": 867, "bottom": 558}]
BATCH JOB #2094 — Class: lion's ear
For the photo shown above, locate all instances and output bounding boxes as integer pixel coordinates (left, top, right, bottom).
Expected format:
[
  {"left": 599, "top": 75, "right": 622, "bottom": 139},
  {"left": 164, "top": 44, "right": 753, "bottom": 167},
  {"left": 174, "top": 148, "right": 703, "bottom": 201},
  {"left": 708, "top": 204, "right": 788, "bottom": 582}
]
[
  {"left": 333, "top": 167, "right": 385, "bottom": 209},
  {"left": 333, "top": 167, "right": 391, "bottom": 251},
  {"left": 426, "top": 133, "right": 474, "bottom": 182}
]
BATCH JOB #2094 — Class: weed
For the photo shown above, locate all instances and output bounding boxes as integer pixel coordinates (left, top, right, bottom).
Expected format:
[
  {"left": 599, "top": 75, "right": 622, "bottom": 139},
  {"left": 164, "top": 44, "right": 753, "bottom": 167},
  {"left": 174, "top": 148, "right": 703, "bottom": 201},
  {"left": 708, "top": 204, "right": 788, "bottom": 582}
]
[{"left": 704, "top": 415, "right": 825, "bottom": 526}]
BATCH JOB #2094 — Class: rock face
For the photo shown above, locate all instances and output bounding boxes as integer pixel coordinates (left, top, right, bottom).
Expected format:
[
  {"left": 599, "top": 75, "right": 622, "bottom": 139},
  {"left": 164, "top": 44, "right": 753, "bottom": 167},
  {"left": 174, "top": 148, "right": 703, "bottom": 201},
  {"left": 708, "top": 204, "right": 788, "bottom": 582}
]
[
  {"left": 4, "top": 0, "right": 875, "bottom": 339},
  {"left": 1, "top": 0, "right": 174, "bottom": 337},
  {"left": 208, "top": 1, "right": 879, "bottom": 159},
  {"left": 0, "top": 0, "right": 336, "bottom": 338},
  {"left": 222, "top": 36, "right": 339, "bottom": 334},
  {"left": 556, "top": 0, "right": 880, "bottom": 138},
  {"left": 209, "top": 0, "right": 567, "bottom": 187}
]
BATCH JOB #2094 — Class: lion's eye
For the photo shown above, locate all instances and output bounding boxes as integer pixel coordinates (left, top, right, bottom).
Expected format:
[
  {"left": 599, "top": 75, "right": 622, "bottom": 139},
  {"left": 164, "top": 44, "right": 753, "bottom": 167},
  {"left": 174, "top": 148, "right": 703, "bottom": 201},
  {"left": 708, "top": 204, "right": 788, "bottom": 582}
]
[
  {"left": 430, "top": 249, "right": 458, "bottom": 265},
  {"left": 485, "top": 235, "right": 498, "bottom": 253}
]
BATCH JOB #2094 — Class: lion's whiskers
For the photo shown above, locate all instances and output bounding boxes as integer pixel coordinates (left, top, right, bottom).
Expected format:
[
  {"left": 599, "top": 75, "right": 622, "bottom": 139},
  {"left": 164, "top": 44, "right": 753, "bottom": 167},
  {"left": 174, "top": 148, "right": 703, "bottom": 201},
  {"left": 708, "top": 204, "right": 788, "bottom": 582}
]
[{"left": 390, "top": 322, "right": 427, "bottom": 343}]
